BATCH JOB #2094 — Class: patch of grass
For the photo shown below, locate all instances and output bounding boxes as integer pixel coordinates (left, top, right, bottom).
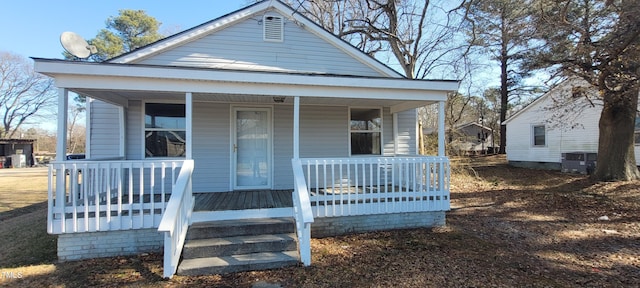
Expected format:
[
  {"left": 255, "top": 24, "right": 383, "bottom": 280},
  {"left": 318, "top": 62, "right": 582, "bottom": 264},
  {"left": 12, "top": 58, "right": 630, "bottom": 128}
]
[
  {"left": 0, "top": 210, "right": 57, "bottom": 267},
  {"left": 0, "top": 168, "right": 57, "bottom": 268},
  {"left": 0, "top": 169, "right": 49, "bottom": 214}
]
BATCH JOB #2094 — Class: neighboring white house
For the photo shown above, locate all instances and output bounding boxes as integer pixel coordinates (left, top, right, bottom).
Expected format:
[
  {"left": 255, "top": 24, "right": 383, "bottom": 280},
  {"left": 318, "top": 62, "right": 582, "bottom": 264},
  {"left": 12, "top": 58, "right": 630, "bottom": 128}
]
[
  {"left": 505, "top": 78, "right": 640, "bottom": 170},
  {"left": 35, "top": 0, "right": 458, "bottom": 278}
]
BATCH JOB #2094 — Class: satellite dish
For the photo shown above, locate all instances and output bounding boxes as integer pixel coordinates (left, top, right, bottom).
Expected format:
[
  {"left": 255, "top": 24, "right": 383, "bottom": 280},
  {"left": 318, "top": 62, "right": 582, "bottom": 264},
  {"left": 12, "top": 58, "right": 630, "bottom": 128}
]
[{"left": 60, "top": 31, "right": 96, "bottom": 59}]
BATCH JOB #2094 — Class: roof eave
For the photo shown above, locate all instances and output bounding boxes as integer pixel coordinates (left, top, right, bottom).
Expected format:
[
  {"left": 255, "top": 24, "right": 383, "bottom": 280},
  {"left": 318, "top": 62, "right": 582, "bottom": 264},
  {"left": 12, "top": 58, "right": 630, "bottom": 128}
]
[{"left": 34, "top": 59, "right": 459, "bottom": 93}]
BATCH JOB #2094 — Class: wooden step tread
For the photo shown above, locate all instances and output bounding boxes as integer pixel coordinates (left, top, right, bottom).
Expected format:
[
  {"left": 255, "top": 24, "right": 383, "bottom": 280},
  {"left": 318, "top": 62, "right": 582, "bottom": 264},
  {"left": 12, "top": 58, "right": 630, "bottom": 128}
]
[
  {"left": 184, "top": 233, "right": 296, "bottom": 248},
  {"left": 177, "top": 251, "right": 299, "bottom": 275},
  {"left": 190, "top": 217, "right": 293, "bottom": 228}
]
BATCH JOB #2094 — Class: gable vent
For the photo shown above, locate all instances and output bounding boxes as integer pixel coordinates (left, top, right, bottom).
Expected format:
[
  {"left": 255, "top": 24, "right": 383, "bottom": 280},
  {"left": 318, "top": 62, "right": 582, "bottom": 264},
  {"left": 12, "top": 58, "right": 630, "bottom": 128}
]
[{"left": 263, "top": 15, "right": 283, "bottom": 42}]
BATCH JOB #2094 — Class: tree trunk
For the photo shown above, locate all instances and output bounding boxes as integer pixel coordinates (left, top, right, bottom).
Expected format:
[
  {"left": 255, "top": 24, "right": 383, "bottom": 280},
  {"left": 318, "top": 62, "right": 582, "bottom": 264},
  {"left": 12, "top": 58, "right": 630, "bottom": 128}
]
[
  {"left": 593, "top": 88, "right": 640, "bottom": 181},
  {"left": 498, "top": 51, "right": 508, "bottom": 154}
]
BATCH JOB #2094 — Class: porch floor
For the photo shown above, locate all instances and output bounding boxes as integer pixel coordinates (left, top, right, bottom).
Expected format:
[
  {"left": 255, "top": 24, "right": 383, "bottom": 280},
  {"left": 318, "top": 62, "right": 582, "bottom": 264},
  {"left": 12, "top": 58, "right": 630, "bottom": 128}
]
[{"left": 193, "top": 190, "right": 293, "bottom": 211}]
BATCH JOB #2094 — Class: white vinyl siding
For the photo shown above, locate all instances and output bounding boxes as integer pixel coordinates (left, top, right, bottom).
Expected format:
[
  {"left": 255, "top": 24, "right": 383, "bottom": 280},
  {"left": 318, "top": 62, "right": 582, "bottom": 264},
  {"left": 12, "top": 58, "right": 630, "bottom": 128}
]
[
  {"left": 636, "top": 128, "right": 640, "bottom": 164},
  {"left": 395, "top": 109, "right": 418, "bottom": 155},
  {"left": 506, "top": 81, "right": 601, "bottom": 164},
  {"left": 88, "top": 100, "right": 120, "bottom": 158},
  {"left": 93, "top": 102, "right": 419, "bottom": 192},
  {"left": 136, "top": 14, "right": 384, "bottom": 77},
  {"left": 192, "top": 102, "right": 230, "bottom": 192},
  {"left": 299, "top": 106, "right": 350, "bottom": 158},
  {"left": 273, "top": 104, "right": 293, "bottom": 190},
  {"left": 126, "top": 101, "right": 143, "bottom": 160}
]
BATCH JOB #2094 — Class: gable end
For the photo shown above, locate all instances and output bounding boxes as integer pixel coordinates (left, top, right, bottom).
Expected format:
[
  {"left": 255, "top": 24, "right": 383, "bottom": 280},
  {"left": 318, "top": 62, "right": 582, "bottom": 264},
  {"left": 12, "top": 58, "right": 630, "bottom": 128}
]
[{"left": 108, "top": 0, "right": 405, "bottom": 78}]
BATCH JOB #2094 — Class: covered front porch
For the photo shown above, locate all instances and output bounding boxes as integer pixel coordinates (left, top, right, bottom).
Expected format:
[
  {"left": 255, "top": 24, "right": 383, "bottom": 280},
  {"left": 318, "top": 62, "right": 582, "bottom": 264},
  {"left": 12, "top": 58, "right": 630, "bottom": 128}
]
[
  {"left": 48, "top": 156, "right": 450, "bottom": 232},
  {"left": 37, "top": 59, "right": 456, "bottom": 278}
]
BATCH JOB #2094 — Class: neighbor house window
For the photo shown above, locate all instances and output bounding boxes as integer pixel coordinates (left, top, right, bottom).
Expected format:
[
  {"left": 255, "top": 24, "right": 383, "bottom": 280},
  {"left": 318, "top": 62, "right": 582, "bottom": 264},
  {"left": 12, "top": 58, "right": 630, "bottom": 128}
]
[
  {"left": 533, "top": 125, "right": 545, "bottom": 146},
  {"left": 145, "top": 103, "right": 186, "bottom": 157},
  {"left": 350, "top": 108, "right": 381, "bottom": 155}
]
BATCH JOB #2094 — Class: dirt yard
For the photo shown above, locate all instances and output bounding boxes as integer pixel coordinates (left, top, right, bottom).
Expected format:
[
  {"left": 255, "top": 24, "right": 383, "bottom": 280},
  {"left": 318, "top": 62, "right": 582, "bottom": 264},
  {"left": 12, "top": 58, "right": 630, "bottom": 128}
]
[{"left": 1, "top": 157, "right": 638, "bottom": 287}]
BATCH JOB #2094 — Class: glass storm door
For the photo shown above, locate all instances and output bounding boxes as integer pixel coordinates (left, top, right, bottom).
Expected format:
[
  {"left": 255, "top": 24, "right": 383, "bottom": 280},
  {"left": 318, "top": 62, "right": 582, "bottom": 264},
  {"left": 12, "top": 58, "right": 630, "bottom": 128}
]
[{"left": 233, "top": 108, "right": 271, "bottom": 189}]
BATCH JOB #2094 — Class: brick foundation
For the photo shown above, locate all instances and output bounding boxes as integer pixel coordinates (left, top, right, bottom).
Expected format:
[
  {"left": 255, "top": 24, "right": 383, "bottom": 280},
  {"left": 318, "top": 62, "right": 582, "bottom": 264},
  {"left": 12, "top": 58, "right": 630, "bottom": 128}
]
[
  {"left": 311, "top": 211, "right": 446, "bottom": 237},
  {"left": 57, "top": 228, "right": 163, "bottom": 261}
]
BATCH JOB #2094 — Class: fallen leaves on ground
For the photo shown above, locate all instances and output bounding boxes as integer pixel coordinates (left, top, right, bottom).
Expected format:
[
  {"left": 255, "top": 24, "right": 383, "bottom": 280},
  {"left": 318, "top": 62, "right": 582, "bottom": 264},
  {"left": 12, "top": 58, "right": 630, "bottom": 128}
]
[{"left": 2, "top": 156, "right": 639, "bottom": 287}]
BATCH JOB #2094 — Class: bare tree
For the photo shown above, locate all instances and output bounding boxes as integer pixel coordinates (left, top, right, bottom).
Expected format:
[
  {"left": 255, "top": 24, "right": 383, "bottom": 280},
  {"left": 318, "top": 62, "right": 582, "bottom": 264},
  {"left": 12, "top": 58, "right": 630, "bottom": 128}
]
[
  {"left": 22, "top": 126, "right": 57, "bottom": 153},
  {"left": 531, "top": 0, "right": 640, "bottom": 181},
  {"left": 0, "top": 52, "right": 56, "bottom": 139},
  {"left": 446, "top": 91, "right": 474, "bottom": 142},
  {"left": 289, "top": 0, "right": 470, "bottom": 79},
  {"left": 289, "top": 0, "right": 385, "bottom": 56},
  {"left": 464, "top": 0, "right": 538, "bottom": 154},
  {"left": 67, "top": 104, "right": 86, "bottom": 154}
]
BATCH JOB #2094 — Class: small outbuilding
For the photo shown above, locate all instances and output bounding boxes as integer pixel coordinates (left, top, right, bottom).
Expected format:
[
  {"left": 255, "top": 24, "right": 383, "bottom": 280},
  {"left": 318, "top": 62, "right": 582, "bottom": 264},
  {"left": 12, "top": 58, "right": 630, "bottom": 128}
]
[{"left": 0, "top": 139, "right": 35, "bottom": 168}]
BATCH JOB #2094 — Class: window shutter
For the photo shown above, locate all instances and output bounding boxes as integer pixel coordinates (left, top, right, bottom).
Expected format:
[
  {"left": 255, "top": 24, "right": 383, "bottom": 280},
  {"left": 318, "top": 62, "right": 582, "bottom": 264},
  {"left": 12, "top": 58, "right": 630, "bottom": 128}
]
[{"left": 264, "top": 16, "right": 283, "bottom": 42}]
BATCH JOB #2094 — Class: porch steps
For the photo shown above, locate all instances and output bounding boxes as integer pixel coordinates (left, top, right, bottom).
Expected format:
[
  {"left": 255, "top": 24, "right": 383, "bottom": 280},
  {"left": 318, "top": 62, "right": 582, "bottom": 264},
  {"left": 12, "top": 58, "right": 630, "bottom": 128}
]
[{"left": 177, "top": 218, "right": 300, "bottom": 275}]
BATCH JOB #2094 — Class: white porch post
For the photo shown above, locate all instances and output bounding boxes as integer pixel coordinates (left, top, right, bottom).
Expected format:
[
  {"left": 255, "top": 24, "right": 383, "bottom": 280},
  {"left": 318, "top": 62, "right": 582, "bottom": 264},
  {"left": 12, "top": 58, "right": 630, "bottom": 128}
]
[
  {"left": 85, "top": 97, "right": 92, "bottom": 158},
  {"left": 55, "top": 88, "right": 69, "bottom": 216},
  {"left": 293, "top": 96, "right": 300, "bottom": 159},
  {"left": 56, "top": 88, "right": 68, "bottom": 161},
  {"left": 186, "top": 92, "right": 193, "bottom": 160},
  {"left": 438, "top": 100, "right": 445, "bottom": 156}
]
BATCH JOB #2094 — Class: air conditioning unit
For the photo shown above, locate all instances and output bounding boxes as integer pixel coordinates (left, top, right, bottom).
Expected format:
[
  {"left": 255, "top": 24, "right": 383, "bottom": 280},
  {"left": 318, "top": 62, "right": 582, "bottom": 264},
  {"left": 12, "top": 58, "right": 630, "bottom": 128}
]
[{"left": 561, "top": 152, "right": 597, "bottom": 174}]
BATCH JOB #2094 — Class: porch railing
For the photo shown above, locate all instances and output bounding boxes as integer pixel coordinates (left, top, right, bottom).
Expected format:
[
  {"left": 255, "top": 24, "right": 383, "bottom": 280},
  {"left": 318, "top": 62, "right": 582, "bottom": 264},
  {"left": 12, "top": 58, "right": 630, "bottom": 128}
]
[
  {"left": 291, "top": 159, "right": 314, "bottom": 266},
  {"left": 300, "top": 156, "right": 450, "bottom": 217},
  {"left": 158, "top": 159, "right": 194, "bottom": 279},
  {"left": 47, "top": 159, "right": 186, "bottom": 234}
]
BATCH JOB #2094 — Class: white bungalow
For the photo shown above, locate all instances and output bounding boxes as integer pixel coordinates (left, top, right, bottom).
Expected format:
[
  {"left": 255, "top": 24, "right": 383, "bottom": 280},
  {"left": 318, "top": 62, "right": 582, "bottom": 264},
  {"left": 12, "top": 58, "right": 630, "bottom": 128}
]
[
  {"left": 35, "top": 0, "right": 458, "bottom": 278},
  {"left": 505, "top": 78, "right": 640, "bottom": 170}
]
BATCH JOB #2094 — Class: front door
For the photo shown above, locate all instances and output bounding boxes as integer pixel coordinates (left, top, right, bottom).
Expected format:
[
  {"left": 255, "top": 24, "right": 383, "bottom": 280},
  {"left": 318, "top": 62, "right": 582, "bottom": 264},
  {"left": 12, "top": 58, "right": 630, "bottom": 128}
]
[{"left": 233, "top": 107, "right": 272, "bottom": 190}]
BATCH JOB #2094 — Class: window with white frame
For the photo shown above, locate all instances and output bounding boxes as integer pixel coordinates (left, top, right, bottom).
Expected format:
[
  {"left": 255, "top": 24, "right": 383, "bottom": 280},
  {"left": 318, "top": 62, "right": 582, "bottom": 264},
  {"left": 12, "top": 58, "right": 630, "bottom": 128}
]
[
  {"left": 533, "top": 125, "right": 546, "bottom": 146},
  {"left": 145, "top": 103, "right": 186, "bottom": 157},
  {"left": 350, "top": 108, "right": 382, "bottom": 155}
]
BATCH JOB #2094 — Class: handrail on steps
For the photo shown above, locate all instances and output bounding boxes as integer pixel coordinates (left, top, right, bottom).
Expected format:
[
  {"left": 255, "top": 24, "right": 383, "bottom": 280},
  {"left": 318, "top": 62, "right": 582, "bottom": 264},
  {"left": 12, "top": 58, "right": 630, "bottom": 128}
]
[
  {"left": 291, "top": 158, "right": 314, "bottom": 266},
  {"left": 158, "top": 159, "right": 195, "bottom": 279}
]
